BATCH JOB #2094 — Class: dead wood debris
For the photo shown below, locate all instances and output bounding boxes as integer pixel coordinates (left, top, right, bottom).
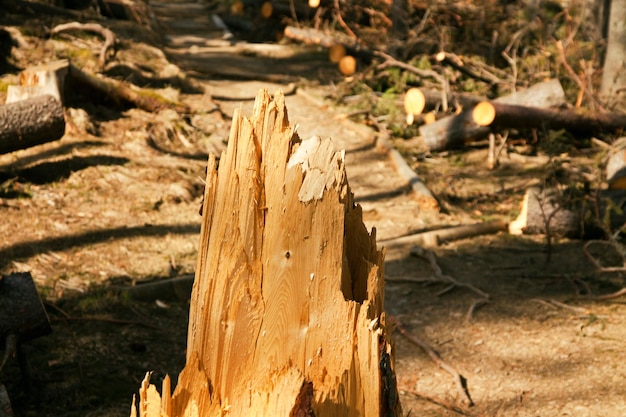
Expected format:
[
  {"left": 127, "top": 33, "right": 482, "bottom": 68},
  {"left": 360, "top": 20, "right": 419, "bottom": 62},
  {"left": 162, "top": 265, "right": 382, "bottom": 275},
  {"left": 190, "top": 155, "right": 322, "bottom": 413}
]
[
  {"left": 389, "top": 315, "right": 475, "bottom": 407},
  {"left": 210, "top": 82, "right": 298, "bottom": 101},
  {"left": 44, "top": 301, "right": 162, "bottom": 330},
  {"left": 50, "top": 22, "right": 117, "bottom": 70},
  {"left": 404, "top": 390, "right": 478, "bottom": 416},
  {"left": 380, "top": 220, "right": 508, "bottom": 247},
  {"left": 410, "top": 246, "right": 490, "bottom": 322}
]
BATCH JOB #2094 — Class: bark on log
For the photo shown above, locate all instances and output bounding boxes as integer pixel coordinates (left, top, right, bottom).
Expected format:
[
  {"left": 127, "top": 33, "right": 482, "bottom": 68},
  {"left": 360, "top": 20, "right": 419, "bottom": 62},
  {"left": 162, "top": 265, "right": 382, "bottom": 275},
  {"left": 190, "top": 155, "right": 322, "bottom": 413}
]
[
  {"left": 420, "top": 79, "right": 567, "bottom": 151},
  {"left": 0, "top": 95, "right": 66, "bottom": 154},
  {"left": 67, "top": 63, "right": 189, "bottom": 113},
  {"left": 283, "top": 26, "right": 373, "bottom": 59},
  {"left": 0, "top": 272, "right": 52, "bottom": 344},
  {"left": 508, "top": 187, "right": 626, "bottom": 238},
  {"left": 481, "top": 102, "right": 626, "bottom": 133},
  {"left": 131, "top": 90, "right": 401, "bottom": 417}
]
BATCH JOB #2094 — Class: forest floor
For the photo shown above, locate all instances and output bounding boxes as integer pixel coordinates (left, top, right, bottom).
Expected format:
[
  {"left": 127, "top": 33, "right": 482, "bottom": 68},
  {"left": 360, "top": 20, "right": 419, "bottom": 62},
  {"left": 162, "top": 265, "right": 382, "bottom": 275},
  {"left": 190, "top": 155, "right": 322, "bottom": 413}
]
[{"left": 1, "top": 1, "right": 626, "bottom": 416}]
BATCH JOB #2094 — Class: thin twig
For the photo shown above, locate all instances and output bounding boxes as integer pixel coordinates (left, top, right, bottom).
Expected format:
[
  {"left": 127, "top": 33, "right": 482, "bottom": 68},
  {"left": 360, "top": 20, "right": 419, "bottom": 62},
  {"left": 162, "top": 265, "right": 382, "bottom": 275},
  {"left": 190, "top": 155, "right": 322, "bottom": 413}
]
[
  {"left": 45, "top": 302, "right": 162, "bottom": 330},
  {"left": 333, "top": 0, "right": 356, "bottom": 39},
  {"left": 408, "top": 246, "right": 490, "bottom": 322},
  {"left": 374, "top": 50, "right": 449, "bottom": 111},
  {"left": 593, "top": 287, "right": 626, "bottom": 300},
  {"left": 530, "top": 298, "right": 589, "bottom": 315},
  {"left": 555, "top": 40, "right": 605, "bottom": 112},
  {"left": 404, "top": 390, "right": 478, "bottom": 416},
  {"left": 389, "top": 315, "right": 475, "bottom": 407},
  {"left": 411, "top": 246, "right": 491, "bottom": 300},
  {"left": 583, "top": 240, "right": 626, "bottom": 272}
]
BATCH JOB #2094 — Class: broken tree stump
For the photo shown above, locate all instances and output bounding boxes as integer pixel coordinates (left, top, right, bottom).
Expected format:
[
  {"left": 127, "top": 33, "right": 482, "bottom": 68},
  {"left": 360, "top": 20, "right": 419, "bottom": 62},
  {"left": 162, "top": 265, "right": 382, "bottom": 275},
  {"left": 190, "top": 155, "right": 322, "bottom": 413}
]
[
  {"left": 508, "top": 187, "right": 626, "bottom": 238},
  {"left": 132, "top": 89, "right": 401, "bottom": 417},
  {"left": 0, "top": 95, "right": 65, "bottom": 154},
  {"left": 605, "top": 137, "right": 626, "bottom": 189},
  {"left": 6, "top": 59, "right": 69, "bottom": 104}
]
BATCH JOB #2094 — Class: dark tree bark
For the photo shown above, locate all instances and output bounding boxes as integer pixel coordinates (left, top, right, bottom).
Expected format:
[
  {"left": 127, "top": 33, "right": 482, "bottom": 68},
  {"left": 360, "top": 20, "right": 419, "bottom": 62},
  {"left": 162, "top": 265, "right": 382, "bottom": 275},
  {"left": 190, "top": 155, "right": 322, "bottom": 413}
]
[{"left": 0, "top": 95, "right": 66, "bottom": 154}]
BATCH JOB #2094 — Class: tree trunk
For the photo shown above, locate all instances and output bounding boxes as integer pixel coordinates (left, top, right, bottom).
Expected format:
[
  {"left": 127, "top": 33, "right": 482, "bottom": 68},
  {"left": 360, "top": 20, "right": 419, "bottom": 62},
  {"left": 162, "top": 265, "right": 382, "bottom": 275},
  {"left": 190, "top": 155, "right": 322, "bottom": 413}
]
[
  {"left": 0, "top": 95, "right": 66, "bottom": 154},
  {"left": 420, "top": 79, "right": 566, "bottom": 151},
  {"left": 131, "top": 90, "right": 401, "bottom": 417},
  {"left": 0, "top": 272, "right": 52, "bottom": 344},
  {"left": 600, "top": 0, "right": 626, "bottom": 98}
]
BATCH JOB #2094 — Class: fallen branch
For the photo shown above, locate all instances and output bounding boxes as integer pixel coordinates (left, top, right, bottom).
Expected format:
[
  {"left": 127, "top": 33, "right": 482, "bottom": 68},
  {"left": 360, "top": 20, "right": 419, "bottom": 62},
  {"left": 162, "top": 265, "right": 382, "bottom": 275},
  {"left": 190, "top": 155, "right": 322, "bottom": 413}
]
[
  {"left": 555, "top": 40, "right": 605, "bottom": 112},
  {"left": 380, "top": 220, "right": 508, "bottom": 247},
  {"left": 375, "top": 50, "right": 449, "bottom": 111},
  {"left": 583, "top": 240, "right": 626, "bottom": 272},
  {"left": 435, "top": 51, "right": 510, "bottom": 85},
  {"left": 404, "top": 390, "right": 477, "bottom": 416},
  {"left": 593, "top": 287, "right": 626, "bottom": 300},
  {"left": 408, "top": 246, "right": 490, "bottom": 321},
  {"left": 389, "top": 315, "right": 475, "bottom": 407},
  {"left": 50, "top": 22, "right": 117, "bottom": 70},
  {"left": 45, "top": 302, "right": 162, "bottom": 330},
  {"left": 530, "top": 298, "right": 589, "bottom": 315},
  {"left": 283, "top": 25, "right": 371, "bottom": 57},
  {"left": 210, "top": 82, "right": 297, "bottom": 101},
  {"left": 368, "top": 113, "right": 440, "bottom": 209}
]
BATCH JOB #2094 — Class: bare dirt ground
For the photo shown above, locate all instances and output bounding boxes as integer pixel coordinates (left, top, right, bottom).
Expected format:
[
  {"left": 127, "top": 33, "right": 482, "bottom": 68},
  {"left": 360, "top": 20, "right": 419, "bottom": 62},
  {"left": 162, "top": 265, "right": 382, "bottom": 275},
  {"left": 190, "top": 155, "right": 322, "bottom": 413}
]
[{"left": 1, "top": 1, "right": 626, "bottom": 416}]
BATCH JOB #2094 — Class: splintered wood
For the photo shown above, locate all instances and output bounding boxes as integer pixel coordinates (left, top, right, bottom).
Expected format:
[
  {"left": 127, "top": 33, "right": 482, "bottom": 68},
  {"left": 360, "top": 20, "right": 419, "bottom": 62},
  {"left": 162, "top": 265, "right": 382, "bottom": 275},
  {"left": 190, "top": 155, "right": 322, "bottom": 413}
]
[{"left": 132, "top": 90, "right": 400, "bottom": 417}]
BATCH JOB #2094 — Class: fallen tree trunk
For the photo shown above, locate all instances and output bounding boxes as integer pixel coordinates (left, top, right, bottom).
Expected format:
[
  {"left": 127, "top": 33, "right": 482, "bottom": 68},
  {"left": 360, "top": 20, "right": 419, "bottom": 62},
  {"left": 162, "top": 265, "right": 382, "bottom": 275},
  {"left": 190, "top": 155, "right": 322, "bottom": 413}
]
[
  {"left": 420, "top": 79, "right": 567, "bottom": 151},
  {"left": 132, "top": 90, "right": 401, "bottom": 417},
  {"left": 479, "top": 102, "right": 626, "bottom": 133},
  {"left": 0, "top": 95, "right": 65, "bottom": 154},
  {"left": 0, "top": 272, "right": 52, "bottom": 345},
  {"left": 67, "top": 63, "right": 189, "bottom": 113}
]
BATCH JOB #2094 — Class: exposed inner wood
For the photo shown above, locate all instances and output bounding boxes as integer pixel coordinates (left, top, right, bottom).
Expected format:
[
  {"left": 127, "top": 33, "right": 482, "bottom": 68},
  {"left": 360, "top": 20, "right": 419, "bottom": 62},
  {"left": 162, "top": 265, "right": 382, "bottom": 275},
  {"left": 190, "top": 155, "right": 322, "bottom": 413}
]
[{"left": 133, "top": 89, "right": 400, "bottom": 417}]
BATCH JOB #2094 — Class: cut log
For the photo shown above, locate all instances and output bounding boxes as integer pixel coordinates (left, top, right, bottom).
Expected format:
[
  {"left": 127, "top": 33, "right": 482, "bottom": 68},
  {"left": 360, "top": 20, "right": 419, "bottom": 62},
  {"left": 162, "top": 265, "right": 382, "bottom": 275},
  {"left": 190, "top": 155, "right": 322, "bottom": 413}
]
[
  {"left": 403, "top": 88, "right": 425, "bottom": 125},
  {"left": 420, "top": 79, "right": 567, "bottom": 151},
  {"left": 0, "top": 272, "right": 52, "bottom": 344},
  {"left": 478, "top": 102, "right": 626, "bottom": 133},
  {"left": 132, "top": 90, "right": 401, "bottom": 417},
  {"left": 508, "top": 187, "right": 626, "bottom": 238},
  {"left": 6, "top": 60, "right": 69, "bottom": 104},
  {"left": 283, "top": 26, "right": 372, "bottom": 59},
  {"left": 0, "top": 95, "right": 66, "bottom": 154}
]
